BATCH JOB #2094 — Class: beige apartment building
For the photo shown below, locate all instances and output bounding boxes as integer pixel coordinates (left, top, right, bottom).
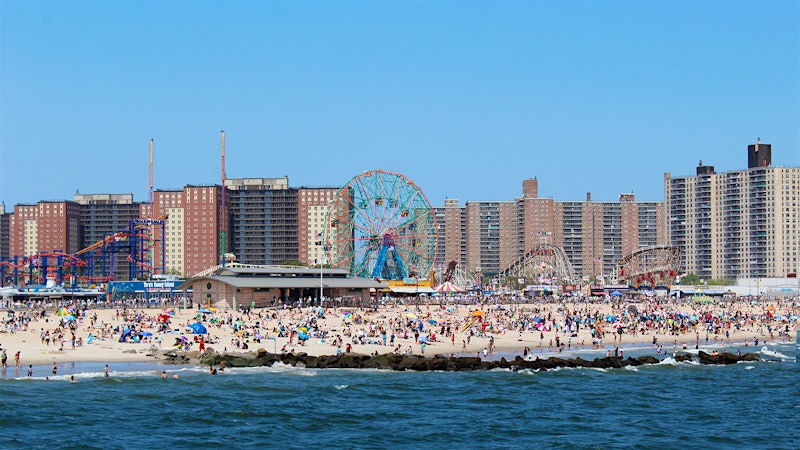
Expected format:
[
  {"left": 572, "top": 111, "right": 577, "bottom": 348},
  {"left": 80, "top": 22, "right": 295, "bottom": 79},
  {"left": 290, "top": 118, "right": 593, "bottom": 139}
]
[
  {"left": 298, "top": 186, "right": 339, "bottom": 265},
  {"left": 665, "top": 141, "right": 799, "bottom": 280}
]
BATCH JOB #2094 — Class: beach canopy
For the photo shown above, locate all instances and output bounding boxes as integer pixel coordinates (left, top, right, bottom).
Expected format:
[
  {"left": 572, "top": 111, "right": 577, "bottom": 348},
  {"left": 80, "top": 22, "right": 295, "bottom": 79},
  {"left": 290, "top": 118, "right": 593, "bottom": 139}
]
[
  {"left": 611, "top": 290, "right": 623, "bottom": 297},
  {"left": 189, "top": 322, "right": 207, "bottom": 334},
  {"left": 434, "top": 281, "right": 464, "bottom": 293}
]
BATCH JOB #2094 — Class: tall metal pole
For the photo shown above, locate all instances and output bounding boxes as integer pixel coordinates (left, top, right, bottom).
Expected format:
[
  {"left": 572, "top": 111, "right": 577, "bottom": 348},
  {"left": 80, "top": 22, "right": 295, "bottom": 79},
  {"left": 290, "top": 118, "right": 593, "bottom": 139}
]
[
  {"left": 220, "top": 130, "right": 227, "bottom": 267},
  {"left": 148, "top": 139, "right": 154, "bottom": 278}
]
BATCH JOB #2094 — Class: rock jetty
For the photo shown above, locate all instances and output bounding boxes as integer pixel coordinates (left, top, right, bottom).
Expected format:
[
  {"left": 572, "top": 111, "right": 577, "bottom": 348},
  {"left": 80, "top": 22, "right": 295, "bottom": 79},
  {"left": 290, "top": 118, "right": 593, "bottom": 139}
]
[{"left": 154, "top": 348, "right": 761, "bottom": 371}]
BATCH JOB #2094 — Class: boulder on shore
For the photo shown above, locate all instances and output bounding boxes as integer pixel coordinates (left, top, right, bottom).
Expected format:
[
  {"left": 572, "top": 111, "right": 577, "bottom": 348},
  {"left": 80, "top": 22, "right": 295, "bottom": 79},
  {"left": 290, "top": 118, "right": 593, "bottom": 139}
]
[{"left": 155, "top": 349, "right": 761, "bottom": 371}]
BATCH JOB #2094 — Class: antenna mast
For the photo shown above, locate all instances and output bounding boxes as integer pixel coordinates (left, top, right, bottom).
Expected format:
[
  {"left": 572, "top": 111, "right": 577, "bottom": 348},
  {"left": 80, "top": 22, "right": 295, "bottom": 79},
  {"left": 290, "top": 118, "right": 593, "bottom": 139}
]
[
  {"left": 148, "top": 138, "right": 155, "bottom": 278},
  {"left": 220, "top": 130, "right": 227, "bottom": 266},
  {"left": 149, "top": 139, "right": 154, "bottom": 219}
]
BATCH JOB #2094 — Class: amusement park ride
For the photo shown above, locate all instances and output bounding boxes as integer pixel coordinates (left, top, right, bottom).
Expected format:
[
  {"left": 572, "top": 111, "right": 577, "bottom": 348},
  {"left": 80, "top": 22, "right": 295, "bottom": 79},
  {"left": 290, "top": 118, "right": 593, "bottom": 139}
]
[
  {"left": 324, "top": 169, "right": 441, "bottom": 292},
  {"left": 0, "top": 140, "right": 167, "bottom": 289},
  {"left": 0, "top": 215, "right": 167, "bottom": 289}
]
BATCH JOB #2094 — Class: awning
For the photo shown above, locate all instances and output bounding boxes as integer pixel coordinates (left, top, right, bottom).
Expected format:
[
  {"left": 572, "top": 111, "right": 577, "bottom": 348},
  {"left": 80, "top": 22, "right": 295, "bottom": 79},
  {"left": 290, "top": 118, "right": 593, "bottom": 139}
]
[{"left": 387, "top": 286, "right": 437, "bottom": 294}]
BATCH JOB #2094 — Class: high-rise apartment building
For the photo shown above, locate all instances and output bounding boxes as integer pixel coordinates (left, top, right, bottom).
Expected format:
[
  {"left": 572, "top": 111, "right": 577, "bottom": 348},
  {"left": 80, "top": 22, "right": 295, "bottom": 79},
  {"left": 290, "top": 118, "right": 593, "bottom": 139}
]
[
  {"left": 8, "top": 201, "right": 81, "bottom": 257},
  {"left": 152, "top": 189, "right": 185, "bottom": 276},
  {"left": 463, "top": 201, "right": 519, "bottom": 276},
  {"left": 151, "top": 185, "right": 222, "bottom": 278},
  {"left": 432, "top": 198, "right": 465, "bottom": 269},
  {"left": 74, "top": 192, "right": 142, "bottom": 281},
  {"left": 0, "top": 203, "right": 9, "bottom": 261},
  {"left": 9, "top": 204, "right": 38, "bottom": 259},
  {"left": 435, "top": 182, "right": 666, "bottom": 281},
  {"left": 297, "top": 186, "right": 338, "bottom": 265},
  {"left": 225, "top": 177, "right": 298, "bottom": 266},
  {"left": 665, "top": 141, "right": 799, "bottom": 280}
]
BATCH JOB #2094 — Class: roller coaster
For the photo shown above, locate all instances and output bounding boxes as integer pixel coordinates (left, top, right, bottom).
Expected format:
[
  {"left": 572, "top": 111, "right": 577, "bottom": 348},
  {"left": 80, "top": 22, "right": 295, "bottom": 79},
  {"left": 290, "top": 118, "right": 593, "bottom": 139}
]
[
  {"left": 0, "top": 216, "right": 167, "bottom": 288},
  {"left": 616, "top": 246, "right": 682, "bottom": 288}
]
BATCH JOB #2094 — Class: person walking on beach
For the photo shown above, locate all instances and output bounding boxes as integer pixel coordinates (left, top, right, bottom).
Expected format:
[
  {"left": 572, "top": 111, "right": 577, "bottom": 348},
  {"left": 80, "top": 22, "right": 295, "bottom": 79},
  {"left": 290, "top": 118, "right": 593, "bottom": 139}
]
[{"left": 14, "top": 351, "right": 20, "bottom": 367}]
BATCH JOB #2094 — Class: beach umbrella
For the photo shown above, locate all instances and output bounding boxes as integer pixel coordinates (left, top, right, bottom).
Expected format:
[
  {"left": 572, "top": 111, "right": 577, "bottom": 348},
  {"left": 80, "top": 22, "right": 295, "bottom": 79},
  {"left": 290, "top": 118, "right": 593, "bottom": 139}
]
[
  {"left": 428, "top": 319, "right": 438, "bottom": 325},
  {"left": 298, "top": 326, "right": 308, "bottom": 332},
  {"left": 605, "top": 315, "right": 616, "bottom": 322},
  {"left": 189, "top": 322, "right": 207, "bottom": 334},
  {"left": 140, "top": 331, "right": 153, "bottom": 337},
  {"left": 405, "top": 313, "right": 418, "bottom": 319},
  {"left": 298, "top": 331, "right": 309, "bottom": 341},
  {"left": 471, "top": 310, "right": 483, "bottom": 317},
  {"left": 198, "top": 309, "right": 212, "bottom": 314},
  {"left": 419, "top": 336, "right": 429, "bottom": 343}
]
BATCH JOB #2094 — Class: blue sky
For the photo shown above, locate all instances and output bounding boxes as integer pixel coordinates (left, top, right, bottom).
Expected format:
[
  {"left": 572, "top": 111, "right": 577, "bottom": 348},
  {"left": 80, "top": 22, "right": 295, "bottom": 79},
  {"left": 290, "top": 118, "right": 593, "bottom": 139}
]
[{"left": 1, "top": 0, "right": 798, "bottom": 208}]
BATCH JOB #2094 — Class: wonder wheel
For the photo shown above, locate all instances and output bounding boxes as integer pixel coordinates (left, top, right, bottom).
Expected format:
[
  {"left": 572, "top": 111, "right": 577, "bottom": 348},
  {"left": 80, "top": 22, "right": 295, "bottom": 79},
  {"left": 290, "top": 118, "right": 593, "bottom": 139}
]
[{"left": 324, "top": 170, "right": 437, "bottom": 280}]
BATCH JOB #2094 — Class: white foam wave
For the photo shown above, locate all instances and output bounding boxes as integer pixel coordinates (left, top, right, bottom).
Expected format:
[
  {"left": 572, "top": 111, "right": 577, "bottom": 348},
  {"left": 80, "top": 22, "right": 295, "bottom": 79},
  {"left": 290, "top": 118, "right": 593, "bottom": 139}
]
[
  {"left": 334, "top": 384, "right": 348, "bottom": 390},
  {"left": 759, "top": 346, "right": 792, "bottom": 360}
]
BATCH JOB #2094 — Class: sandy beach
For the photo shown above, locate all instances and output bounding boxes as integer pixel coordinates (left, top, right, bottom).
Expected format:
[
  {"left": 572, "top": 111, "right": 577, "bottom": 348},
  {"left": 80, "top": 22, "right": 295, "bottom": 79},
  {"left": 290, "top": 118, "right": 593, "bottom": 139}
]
[{"left": 1, "top": 296, "right": 796, "bottom": 370}]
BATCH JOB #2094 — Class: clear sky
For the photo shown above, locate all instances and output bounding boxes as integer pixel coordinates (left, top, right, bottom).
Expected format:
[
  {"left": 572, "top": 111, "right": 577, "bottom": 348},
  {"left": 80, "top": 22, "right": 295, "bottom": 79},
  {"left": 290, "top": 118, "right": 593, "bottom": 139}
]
[{"left": 1, "top": 0, "right": 798, "bottom": 208}]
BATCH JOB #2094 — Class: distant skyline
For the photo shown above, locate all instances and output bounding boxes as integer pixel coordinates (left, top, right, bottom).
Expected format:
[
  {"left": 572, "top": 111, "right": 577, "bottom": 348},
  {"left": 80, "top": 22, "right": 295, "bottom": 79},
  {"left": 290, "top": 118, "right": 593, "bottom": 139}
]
[{"left": 1, "top": 1, "right": 798, "bottom": 207}]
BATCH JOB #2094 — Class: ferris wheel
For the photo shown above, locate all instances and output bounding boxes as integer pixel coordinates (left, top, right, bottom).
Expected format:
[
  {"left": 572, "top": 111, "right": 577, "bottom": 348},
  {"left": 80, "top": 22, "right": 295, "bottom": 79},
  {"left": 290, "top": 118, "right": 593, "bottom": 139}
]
[{"left": 324, "top": 170, "right": 438, "bottom": 280}]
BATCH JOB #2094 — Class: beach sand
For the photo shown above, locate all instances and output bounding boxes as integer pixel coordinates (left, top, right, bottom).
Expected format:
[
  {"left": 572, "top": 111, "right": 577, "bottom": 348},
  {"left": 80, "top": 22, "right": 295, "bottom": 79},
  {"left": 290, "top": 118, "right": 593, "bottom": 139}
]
[{"left": 1, "top": 297, "right": 796, "bottom": 368}]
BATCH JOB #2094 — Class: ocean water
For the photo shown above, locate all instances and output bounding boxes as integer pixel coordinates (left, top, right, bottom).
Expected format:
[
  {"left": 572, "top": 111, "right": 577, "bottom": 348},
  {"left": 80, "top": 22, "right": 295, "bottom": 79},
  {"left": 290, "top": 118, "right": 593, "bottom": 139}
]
[{"left": 0, "top": 341, "right": 795, "bottom": 450}]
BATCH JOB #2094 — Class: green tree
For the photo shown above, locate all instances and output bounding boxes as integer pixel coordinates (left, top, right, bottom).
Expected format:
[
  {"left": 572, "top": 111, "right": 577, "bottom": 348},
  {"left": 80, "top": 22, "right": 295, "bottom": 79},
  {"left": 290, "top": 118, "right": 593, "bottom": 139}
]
[{"left": 680, "top": 273, "right": 701, "bottom": 285}]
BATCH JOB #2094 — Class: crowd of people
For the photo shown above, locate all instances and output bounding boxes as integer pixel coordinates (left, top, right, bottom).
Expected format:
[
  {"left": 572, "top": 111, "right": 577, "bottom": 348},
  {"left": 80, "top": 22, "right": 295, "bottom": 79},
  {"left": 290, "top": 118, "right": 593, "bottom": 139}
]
[{"left": 0, "top": 293, "right": 796, "bottom": 371}]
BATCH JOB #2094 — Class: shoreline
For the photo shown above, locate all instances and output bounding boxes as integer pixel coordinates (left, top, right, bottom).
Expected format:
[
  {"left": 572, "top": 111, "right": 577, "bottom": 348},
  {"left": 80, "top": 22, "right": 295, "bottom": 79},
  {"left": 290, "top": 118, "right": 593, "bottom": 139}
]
[{"left": 0, "top": 298, "right": 795, "bottom": 368}]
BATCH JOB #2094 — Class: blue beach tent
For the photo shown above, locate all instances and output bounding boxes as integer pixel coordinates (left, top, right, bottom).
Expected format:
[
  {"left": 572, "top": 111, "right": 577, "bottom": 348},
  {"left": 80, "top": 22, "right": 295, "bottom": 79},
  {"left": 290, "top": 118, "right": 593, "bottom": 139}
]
[{"left": 189, "top": 322, "right": 208, "bottom": 334}]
